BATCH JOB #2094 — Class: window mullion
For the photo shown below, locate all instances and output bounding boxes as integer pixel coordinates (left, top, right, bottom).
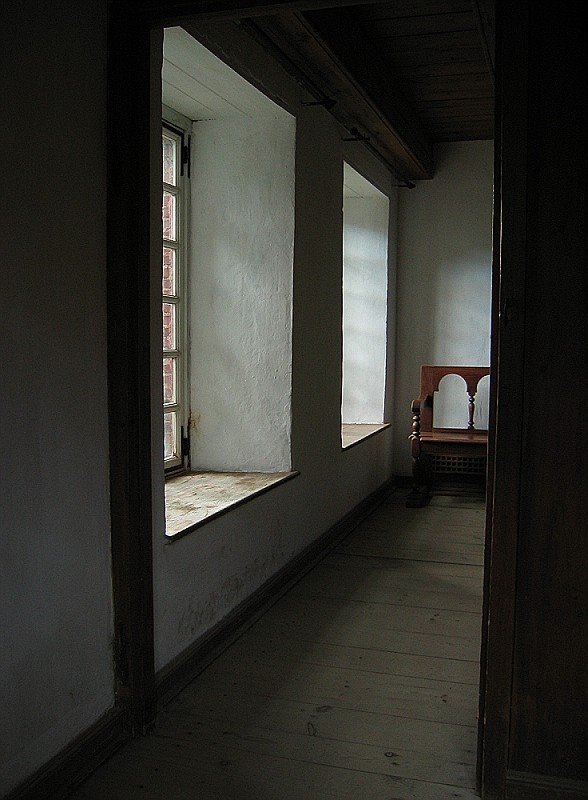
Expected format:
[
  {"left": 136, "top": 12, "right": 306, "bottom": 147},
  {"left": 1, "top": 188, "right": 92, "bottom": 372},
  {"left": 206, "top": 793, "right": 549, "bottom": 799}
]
[{"left": 162, "top": 124, "right": 187, "bottom": 470}]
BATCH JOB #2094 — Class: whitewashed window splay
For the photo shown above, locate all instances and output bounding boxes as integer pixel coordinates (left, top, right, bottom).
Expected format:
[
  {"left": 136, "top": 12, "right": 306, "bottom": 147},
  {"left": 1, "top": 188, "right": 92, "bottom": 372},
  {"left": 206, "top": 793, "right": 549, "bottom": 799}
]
[
  {"left": 341, "top": 163, "right": 389, "bottom": 430},
  {"left": 162, "top": 123, "right": 189, "bottom": 470}
]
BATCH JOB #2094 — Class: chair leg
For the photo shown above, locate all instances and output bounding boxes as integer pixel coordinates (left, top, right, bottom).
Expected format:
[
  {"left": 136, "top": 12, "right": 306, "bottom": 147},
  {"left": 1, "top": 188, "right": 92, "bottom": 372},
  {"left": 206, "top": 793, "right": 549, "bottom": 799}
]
[{"left": 406, "top": 453, "right": 432, "bottom": 508}]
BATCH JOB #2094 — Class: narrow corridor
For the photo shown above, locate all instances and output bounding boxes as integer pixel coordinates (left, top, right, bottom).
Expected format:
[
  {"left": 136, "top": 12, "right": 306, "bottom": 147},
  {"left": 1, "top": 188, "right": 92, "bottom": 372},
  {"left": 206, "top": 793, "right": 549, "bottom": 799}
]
[{"left": 72, "top": 490, "right": 484, "bottom": 799}]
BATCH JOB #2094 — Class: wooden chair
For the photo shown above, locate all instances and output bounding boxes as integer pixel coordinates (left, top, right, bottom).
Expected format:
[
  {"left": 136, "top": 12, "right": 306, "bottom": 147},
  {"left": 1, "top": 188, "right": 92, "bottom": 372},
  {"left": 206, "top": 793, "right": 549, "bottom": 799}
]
[{"left": 406, "top": 365, "right": 490, "bottom": 507}]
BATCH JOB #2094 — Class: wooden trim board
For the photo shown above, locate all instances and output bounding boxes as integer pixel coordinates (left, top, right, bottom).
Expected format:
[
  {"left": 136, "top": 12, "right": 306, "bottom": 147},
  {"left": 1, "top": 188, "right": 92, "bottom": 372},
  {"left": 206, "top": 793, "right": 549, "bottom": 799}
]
[{"left": 4, "top": 709, "right": 129, "bottom": 800}]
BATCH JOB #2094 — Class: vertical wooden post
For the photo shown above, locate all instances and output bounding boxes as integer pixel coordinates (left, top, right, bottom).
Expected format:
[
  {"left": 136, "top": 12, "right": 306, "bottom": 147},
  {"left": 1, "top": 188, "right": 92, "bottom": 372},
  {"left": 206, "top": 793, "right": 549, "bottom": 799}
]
[
  {"left": 107, "top": 4, "right": 156, "bottom": 734},
  {"left": 478, "top": 0, "right": 528, "bottom": 796}
]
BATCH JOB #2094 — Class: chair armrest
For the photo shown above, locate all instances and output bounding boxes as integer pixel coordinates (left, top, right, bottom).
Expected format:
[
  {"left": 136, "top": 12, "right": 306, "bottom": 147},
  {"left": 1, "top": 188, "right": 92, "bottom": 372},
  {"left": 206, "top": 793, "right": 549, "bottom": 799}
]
[{"left": 411, "top": 394, "right": 430, "bottom": 414}]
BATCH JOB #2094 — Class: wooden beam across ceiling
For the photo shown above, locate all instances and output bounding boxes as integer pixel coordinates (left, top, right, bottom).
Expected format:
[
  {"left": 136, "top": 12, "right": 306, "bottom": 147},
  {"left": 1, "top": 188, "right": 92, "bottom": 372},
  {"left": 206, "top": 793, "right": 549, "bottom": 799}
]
[
  {"left": 139, "top": 0, "right": 404, "bottom": 24},
  {"left": 133, "top": 0, "right": 435, "bottom": 178},
  {"left": 249, "top": 12, "right": 435, "bottom": 179},
  {"left": 298, "top": 7, "right": 435, "bottom": 173},
  {"left": 471, "top": 0, "right": 495, "bottom": 84}
]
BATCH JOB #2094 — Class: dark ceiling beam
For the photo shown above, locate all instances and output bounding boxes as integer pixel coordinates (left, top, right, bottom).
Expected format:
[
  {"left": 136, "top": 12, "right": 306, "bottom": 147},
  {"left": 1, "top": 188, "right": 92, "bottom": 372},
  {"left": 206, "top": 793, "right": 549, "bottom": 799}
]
[
  {"left": 138, "top": 0, "right": 393, "bottom": 24},
  {"left": 471, "top": 0, "right": 495, "bottom": 85},
  {"left": 303, "top": 7, "right": 434, "bottom": 175},
  {"left": 251, "top": 11, "right": 434, "bottom": 179},
  {"left": 131, "top": 0, "right": 434, "bottom": 177}
]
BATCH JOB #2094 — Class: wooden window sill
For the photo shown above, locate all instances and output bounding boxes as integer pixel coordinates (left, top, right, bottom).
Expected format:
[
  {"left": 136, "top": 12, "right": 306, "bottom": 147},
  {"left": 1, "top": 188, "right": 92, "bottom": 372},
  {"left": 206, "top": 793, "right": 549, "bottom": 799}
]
[
  {"left": 341, "top": 422, "right": 390, "bottom": 449},
  {"left": 164, "top": 470, "right": 299, "bottom": 541}
]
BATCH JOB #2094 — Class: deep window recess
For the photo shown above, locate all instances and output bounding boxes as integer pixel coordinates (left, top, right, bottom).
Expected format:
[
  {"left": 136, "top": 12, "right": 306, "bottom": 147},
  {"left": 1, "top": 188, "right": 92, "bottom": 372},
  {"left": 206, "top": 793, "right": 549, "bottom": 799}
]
[
  {"left": 162, "top": 121, "right": 190, "bottom": 472},
  {"left": 161, "top": 28, "right": 297, "bottom": 538},
  {"left": 341, "top": 162, "right": 390, "bottom": 447}
]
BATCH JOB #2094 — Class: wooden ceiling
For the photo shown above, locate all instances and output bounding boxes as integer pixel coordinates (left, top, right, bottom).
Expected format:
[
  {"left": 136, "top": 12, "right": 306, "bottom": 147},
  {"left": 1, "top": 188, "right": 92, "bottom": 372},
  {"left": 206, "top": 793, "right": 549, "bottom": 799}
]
[
  {"left": 306, "top": 1, "right": 495, "bottom": 143},
  {"left": 148, "top": 0, "right": 495, "bottom": 180},
  {"left": 248, "top": 0, "right": 495, "bottom": 179}
]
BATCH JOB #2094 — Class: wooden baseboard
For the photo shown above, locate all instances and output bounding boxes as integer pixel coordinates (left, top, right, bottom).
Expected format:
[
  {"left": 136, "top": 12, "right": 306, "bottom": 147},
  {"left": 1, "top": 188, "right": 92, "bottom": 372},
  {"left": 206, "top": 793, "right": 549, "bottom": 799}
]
[
  {"left": 155, "top": 478, "right": 395, "bottom": 708},
  {"left": 506, "top": 770, "right": 588, "bottom": 799},
  {"left": 5, "top": 708, "right": 129, "bottom": 800}
]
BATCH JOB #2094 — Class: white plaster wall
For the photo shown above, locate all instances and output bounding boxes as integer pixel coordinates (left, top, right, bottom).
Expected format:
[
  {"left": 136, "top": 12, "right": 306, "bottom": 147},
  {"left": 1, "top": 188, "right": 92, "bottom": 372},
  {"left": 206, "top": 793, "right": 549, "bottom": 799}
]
[
  {"left": 393, "top": 140, "right": 493, "bottom": 476},
  {"left": 153, "top": 22, "right": 397, "bottom": 672},
  {"left": 0, "top": 2, "right": 114, "bottom": 794},
  {"left": 342, "top": 193, "right": 389, "bottom": 423},
  {"left": 189, "top": 113, "right": 295, "bottom": 472}
]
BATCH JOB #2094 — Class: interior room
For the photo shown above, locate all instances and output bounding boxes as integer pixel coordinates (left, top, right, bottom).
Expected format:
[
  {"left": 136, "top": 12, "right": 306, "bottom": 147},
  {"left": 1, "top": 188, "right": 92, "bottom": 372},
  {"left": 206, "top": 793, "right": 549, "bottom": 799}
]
[{"left": 1, "top": 2, "right": 585, "bottom": 799}]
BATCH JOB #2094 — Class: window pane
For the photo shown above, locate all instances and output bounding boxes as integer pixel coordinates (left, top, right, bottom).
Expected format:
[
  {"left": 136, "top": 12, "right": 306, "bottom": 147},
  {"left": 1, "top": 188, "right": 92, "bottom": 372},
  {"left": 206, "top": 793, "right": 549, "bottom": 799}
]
[
  {"left": 162, "top": 191, "right": 176, "bottom": 240},
  {"left": 164, "top": 411, "right": 178, "bottom": 461},
  {"left": 163, "top": 246, "right": 176, "bottom": 296},
  {"left": 162, "top": 302, "right": 176, "bottom": 351},
  {"left": 163, "top": 357, "right": 176, "bottom": 404},
  {"left": 162, "top": 134, "right": 177, "bottom": 186}
]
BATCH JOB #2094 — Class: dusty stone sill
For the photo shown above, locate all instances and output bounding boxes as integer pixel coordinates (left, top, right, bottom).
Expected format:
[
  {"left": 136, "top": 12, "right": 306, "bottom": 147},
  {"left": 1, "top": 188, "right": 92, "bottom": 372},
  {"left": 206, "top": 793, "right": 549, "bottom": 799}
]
[
  {"left": 341, "top": 422, "right": 390, "bottom": 449},
  {"left": 164, "top": 470, "right": 299, "bottom": 541}
]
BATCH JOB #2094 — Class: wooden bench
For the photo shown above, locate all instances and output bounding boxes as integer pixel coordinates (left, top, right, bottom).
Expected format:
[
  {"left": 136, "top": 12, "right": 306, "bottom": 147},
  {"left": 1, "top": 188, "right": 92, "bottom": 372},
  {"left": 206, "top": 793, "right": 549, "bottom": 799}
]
[{"left": 406, "top": 365, "right": 490, "bottom": 507}]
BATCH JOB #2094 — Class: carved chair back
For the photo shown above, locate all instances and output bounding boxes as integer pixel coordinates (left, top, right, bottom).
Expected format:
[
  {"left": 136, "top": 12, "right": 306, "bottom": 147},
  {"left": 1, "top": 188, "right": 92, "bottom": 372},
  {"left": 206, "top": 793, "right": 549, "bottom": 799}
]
[{"left": 415, "top": 365, "right": 490, "bottom": 433}]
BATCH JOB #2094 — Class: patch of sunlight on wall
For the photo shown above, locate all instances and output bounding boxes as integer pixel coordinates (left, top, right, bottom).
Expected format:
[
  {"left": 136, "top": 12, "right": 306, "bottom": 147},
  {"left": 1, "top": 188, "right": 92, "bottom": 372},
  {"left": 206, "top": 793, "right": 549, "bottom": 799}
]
[{"left": 342, "top": 163, "right": 389, "bottom": 424}]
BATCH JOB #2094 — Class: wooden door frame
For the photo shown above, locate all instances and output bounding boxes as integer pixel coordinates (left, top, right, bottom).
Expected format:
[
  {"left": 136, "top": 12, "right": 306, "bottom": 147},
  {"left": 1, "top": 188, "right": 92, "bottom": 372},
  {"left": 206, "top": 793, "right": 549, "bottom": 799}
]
[
  {"left": 107, "top": 6, "right": 157, "bottom": 733},
  {"left": 107, "top": 4, "right": 523, "bottom": 795},
  {"left": 477, "top": 1, "right": 528, "bottom": 797}
]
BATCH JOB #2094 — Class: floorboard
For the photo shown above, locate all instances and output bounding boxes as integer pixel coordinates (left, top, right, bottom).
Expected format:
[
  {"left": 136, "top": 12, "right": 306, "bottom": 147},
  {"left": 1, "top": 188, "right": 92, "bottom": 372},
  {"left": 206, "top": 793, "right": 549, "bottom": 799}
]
[
  {"left": 290, "top": 556, "right": 482, "bottom": 612},
  {"left": 230, "top": 632, "right": 481, "bottom": 684},
  {"left": 69, "top": 490, "right": 484, "bottom": 800}
]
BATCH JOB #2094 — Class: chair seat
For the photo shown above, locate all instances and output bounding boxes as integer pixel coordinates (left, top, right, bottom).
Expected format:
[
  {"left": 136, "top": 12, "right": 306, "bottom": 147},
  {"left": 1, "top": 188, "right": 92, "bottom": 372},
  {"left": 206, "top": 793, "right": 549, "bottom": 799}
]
[{"left": 421, "top": 428, "right": 488, "bottom": 444}]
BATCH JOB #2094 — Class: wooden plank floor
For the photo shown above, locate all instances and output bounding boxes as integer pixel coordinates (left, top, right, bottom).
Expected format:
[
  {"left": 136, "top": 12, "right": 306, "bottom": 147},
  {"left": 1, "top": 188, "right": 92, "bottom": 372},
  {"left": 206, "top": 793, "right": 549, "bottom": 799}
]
[{"left": 71, "top": 490, "right": 485, "bottom": 799}]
